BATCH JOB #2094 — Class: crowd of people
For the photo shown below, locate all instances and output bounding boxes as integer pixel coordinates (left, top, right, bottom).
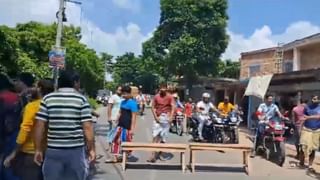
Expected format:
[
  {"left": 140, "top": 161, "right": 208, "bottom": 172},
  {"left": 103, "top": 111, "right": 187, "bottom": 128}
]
[
  {"left": 0, "top": 70, "right": 96, "bottom": 180},
  {"left": 253, "top": 94, "right": 320, "bottom": 172},
  {"left": 2, "top": 69, "right": 320, "bottom": 180},
  {"left": 104, "top": 83, "right": 244, "bottom": 163}
]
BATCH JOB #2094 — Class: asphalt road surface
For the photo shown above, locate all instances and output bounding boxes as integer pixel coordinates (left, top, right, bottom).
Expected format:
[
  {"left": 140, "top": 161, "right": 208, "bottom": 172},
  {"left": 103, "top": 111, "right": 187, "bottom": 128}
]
[{"left": 91, "top": 107, "right": 319, "bottom": 180}]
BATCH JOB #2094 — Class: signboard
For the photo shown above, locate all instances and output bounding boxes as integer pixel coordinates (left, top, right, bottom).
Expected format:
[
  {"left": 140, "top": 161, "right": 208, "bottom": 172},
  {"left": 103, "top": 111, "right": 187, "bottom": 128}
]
[{"left": 49, "top": 47, "right": 66, "bottom": 68}]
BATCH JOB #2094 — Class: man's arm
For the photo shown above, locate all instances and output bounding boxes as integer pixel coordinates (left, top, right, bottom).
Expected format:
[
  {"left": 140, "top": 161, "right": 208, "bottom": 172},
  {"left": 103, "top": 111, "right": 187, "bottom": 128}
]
[
  {"left": 151, "top": 98, "right": 159, "bottom": 122},
  {"left": 83, "top": 121, "right": 95, "bottom": 152},
  {"left": 291, "top": 110, "right": 296, "bottom": 124},
  {"left": 211, "top": 103, "right": 220, "bottom": 113},
  {"left": 304, "top": 114, "right": 320, "bottom": 120},
  {"left": 107, "top": 97, "right": 114, "bottom": 121},
  {"left": 257, "top": 104, "right": 265, "bottom": 121},
  {"left": 34, "top": 120, "right": 47, "bottom": 153},
  {"left": 81, "top": 100, "right": 95, "bottom": 162},
  {"left": 275, "top": 106, "right": 285, "bottom": 119},
  {"left": 169, "top": 97, "right": 176, "bottom": 122},
  {"left": 196, "top": 102, "right": 202, "bottom": 113},
  {"left": 130, "top": 102, "right": 139, "bottom": 133}
]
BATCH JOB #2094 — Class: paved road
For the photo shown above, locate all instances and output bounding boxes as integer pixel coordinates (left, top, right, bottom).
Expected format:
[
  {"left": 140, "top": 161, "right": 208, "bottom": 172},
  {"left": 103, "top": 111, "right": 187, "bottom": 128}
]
[{"left": 91, "top": 107, "right": 318, "bottom": 180}]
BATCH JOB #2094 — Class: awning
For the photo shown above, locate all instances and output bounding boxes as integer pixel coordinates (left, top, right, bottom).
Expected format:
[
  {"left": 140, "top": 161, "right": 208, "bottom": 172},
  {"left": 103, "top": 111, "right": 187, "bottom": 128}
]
[{"left": 244, "top": 74, "right": 273, "bottom": 99}]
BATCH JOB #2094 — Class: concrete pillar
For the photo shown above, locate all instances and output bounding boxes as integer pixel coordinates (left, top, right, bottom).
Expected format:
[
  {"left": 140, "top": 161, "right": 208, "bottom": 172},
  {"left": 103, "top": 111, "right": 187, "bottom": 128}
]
[
  {"left": 224, "top": 88, "right": 228, "bottom": 97},
  {"left": 293, "top": 48, "right": 301, "bottom": 71}
]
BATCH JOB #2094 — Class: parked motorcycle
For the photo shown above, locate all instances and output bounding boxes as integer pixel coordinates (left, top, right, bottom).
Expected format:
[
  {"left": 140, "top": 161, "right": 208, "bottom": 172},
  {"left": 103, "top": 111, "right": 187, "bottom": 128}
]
[
  {"left": 170, "top": 108, "right": 185, "bottom": 136},
  {"left": 253, "top": 116, "right": 289, "bottom": 167}
]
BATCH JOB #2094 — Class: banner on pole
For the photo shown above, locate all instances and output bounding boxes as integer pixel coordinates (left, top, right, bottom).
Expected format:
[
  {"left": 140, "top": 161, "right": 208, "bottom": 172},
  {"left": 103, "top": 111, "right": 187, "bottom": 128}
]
[{"left": 49, "top": 47, "right": 66, "bottom": 68}]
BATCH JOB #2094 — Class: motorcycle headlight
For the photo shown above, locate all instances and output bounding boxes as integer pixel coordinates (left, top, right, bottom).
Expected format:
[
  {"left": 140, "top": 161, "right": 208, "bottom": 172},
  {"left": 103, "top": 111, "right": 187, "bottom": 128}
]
[
  {"left": 265, "top": 126, "right": 270, "bottom": 129},
  {"left": 230, "top": 117, "right": 237, "bottom": 123},
  {"left": 216, "top": 118, "right": 222, "bottom": 123}
]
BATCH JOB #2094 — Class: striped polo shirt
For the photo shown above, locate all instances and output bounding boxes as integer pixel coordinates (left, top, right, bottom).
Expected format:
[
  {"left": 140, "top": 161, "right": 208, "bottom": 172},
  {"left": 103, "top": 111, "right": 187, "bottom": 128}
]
[{"left": 36, "top": 88, "right": 92, "bottom": 149}]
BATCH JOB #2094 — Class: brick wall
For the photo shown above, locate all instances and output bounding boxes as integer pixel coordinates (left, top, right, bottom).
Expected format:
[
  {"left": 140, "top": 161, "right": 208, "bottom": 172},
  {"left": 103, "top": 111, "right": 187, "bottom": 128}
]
[
  {"left": 240, "top": 50, "right": 275, "bottom": 79},
  {"left": 300, "top": 43, "right": 320, "bottom": 70},
  {"left": 240, "top": 49, "right": 294, "bottom": 79}
]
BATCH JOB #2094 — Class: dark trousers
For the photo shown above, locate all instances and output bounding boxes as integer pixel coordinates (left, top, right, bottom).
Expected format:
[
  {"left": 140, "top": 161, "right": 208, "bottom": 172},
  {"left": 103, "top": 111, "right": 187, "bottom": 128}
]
[{"left": 13, "top": 152, "right": 43, "bottom": 180}]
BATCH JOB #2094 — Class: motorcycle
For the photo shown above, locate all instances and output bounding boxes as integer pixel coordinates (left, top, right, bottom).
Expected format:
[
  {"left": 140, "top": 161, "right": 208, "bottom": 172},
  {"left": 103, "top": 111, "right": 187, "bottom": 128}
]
[
  {"left": 212, "top": 111, "right": 242, "bottom": 144},
  {"left": 170, "top": 108, "right": 185, "bottom": 136},
  {"left": 253, "top": 115, "right": 289, "bottom": 167},
  {"left": 190, "top": 111, "right": 215, "bottom": 142}
]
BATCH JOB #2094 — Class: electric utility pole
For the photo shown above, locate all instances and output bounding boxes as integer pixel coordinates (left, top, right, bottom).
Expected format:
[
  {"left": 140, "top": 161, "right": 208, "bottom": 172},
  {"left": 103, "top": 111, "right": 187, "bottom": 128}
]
[{"left": 53, "top": 0, "right": 65, "bottom": 91}]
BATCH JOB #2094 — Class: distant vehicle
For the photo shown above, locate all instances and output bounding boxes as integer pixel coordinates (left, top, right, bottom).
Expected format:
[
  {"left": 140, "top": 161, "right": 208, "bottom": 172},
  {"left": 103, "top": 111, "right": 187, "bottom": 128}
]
[{"left": 96, "top": 89, "right": 111, "bottom": 104}]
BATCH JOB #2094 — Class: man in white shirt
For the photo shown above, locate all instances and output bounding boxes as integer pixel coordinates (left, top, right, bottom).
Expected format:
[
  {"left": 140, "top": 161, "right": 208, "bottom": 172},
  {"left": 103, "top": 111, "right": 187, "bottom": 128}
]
[
  {"left": 136, "top": 89, "right": 146, "bottom": 115},
  {"left": 107, "top": 86, "right": 122, "bottom": 127},
  {"left": 196, "top": 93, "right": 219, "bottom": 140}
]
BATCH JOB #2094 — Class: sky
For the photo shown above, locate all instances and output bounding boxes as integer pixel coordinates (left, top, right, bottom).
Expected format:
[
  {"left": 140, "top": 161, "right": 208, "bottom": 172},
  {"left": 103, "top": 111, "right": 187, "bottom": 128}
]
[{"left": 0, "top": 0, "right": 319, "bottom": 61}]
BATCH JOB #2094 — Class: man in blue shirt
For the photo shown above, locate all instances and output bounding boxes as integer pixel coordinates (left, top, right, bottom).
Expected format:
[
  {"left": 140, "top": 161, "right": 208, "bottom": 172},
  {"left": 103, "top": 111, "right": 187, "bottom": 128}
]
[
  {"left": 107, "top": 86, "right": 138, "bottom": 163},
  {"left": 299, "top": 95, "right": 320, "bottom": 172}
]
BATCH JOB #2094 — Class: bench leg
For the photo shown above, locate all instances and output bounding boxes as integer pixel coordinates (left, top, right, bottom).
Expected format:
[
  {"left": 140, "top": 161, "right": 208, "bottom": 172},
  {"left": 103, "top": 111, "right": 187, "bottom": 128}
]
[
  {"left": 191, "top": 151, "right": 195, "bottom": 173},
  {"left": 243, "top": 151, "right": 250, "bottom": 176},
  {"left": 181, "top": 152, "right": 185, "bottom": 173},
  {"left": 122, "top": 151, "right": 127, "bottom": 171}
]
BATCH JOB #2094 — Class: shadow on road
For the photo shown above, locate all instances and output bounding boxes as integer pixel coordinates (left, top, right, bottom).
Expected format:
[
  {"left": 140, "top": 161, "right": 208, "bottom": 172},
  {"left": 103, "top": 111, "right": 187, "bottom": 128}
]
[
  {"left": 126, "top": 164, "right": 183, "bottom": 171},
  {"left": 193, "top": 166, "right": 245, "bottom": 174}
]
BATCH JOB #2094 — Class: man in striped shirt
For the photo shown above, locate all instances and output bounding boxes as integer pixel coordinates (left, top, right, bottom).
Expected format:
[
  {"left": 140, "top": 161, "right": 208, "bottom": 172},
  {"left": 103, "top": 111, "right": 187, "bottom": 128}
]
[{"left": 34, "top": 70, "right": 95, "bottom": 180}]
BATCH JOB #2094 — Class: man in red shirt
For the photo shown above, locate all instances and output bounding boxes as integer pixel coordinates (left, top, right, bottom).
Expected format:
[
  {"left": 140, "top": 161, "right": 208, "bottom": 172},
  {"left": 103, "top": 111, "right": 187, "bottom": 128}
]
[
  {"left": 185, "top": 98, "right": 193, "bottom": 134},
  {"left": 148, "top": 84, "right": 175, "bottom": 162}
]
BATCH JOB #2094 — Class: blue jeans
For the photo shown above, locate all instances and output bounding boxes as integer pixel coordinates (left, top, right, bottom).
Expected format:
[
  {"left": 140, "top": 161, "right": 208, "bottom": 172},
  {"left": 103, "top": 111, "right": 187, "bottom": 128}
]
[{"left": 42, "top": 147, "right": 89, "bottom": 180}]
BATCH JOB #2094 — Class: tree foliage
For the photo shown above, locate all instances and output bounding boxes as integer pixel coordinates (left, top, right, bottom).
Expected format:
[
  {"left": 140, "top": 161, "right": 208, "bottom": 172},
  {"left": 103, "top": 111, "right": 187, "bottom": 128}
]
[
  {"left": 218, "top": 59, "right": 240, "bottom": 79},
  {"left": 108, "top": 52, "right": 160, "bottom": 94},
  {"left": 0, "top": 22, "right": 107, "bottom": 95},
  {"left": 142, "top": 0, "right": 229, "bottom": 84}
]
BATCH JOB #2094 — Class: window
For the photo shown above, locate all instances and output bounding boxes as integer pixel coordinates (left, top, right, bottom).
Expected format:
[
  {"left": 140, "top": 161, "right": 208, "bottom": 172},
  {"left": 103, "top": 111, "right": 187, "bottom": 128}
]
[
  {"left": 283, "top": 61, "right": 293, "bottom": 72},
  {"left": 249, "top": 65, "right": 261, "bottom": 76}
]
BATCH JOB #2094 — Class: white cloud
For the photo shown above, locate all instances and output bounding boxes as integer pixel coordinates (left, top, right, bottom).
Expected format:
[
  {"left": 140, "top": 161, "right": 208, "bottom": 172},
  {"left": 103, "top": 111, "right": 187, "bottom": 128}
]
[
  {"left": 112, "top": 0, "right": 141, "bottom": 12},
  {"left": 223, "top": 21, "right": 320, "bottom": 60},
  {"left": 81, "top": 21, "right": 150, "bottom": 56},
  {"left": 0, "top": 0, "right": 150, "bottom": 56}
]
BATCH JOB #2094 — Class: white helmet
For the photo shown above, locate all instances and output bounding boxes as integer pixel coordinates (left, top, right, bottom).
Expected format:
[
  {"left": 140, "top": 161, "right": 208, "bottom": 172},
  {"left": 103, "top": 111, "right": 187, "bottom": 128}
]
[{"left": 202, "top": 92, "right": 210, "bottom": 98}]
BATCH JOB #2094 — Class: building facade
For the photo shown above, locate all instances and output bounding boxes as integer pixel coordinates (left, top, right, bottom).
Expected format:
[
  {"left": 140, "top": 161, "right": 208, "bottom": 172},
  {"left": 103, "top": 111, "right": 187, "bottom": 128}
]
[{"left": 240, "top": 33, "right": 320, "bottom": 80}]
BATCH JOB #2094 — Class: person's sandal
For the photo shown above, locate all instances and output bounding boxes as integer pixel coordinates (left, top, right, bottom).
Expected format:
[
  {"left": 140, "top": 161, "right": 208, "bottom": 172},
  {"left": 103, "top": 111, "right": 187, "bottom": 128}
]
[
  {"left": 147, "top": 158, "right": 156, "bottom": 163},
  {"left": 105, "top": 158, "right": 118, "bottom": 163},
  {"left": 308, "top": 167, "right": 316, "bottom": 174}
]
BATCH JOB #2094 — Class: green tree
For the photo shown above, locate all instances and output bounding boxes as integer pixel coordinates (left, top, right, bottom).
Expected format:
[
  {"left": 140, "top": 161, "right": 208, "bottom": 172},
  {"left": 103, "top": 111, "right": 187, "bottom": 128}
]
[
  {"left": 0, "top": 22, "right": 107, "bottom": 95},
  {"left": 218, "top": 59, "right": 240, "bottom": 79},
  {"left": 109, "top": 52, "right": 159, "bottom": 94},
  {"left": 142, "top": 0, "right": 229, "bottom": 86}
]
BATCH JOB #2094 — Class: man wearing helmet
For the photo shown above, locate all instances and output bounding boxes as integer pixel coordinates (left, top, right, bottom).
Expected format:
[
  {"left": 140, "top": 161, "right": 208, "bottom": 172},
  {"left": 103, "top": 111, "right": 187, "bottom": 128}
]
[{"left": 196, "top": 92, "right": 220, "bottom": 140}]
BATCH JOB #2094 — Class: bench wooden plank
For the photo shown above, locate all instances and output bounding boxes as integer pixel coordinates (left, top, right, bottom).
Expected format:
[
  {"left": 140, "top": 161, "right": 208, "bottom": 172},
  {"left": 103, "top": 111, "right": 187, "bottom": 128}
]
[
  {"left": 189, "top": 143, "right": 251, "bottom": 149},
  {"left": 190, "top": 147, "right": 251, "bottom": 152},
  {"left": 122, "top": 142, "right": 188, "bottom": 149},
  {"left": 190, "top": 143, "right": 252, "bottom": 175},
  {"left": 121, "top": 142, "right": 187, "bottom": 173},
  {"left": 122, "top": 147, "right": 187, "bottom": 152}
]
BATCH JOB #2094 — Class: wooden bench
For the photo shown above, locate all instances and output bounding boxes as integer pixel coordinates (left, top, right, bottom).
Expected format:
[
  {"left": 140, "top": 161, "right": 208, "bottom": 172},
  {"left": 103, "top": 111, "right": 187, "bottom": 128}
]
[
  {"left": 189, "top": 143, "right": 252, "bottom": 175},
  {"left": 121, "top": 142, "right": 188, "bottom": 172}
]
